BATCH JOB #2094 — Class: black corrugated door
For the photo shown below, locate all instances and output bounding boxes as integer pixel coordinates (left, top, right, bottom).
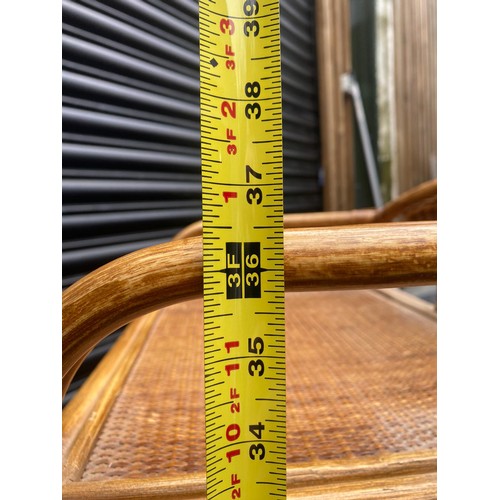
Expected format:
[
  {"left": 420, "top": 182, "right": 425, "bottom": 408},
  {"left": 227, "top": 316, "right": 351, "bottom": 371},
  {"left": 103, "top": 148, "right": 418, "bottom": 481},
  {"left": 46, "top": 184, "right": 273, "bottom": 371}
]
[{"left": 62, "top": 0, "right": 321, "bottom": 402}]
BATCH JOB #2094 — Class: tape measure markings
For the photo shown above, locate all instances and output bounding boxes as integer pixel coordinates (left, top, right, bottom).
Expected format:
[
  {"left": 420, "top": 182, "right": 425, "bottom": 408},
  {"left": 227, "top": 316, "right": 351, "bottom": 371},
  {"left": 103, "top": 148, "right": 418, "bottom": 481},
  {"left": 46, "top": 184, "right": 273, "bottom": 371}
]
[{"left": 200, "top": 0, "right": 286, "bottom": 498}]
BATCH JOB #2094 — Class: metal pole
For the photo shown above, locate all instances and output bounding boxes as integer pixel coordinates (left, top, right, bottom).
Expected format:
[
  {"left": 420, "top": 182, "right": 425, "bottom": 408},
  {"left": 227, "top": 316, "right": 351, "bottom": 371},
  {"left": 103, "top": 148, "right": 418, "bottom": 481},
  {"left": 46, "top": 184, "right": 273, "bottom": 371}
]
[{"left": 341, "top": 73, "right": 383, "bottom": 208}]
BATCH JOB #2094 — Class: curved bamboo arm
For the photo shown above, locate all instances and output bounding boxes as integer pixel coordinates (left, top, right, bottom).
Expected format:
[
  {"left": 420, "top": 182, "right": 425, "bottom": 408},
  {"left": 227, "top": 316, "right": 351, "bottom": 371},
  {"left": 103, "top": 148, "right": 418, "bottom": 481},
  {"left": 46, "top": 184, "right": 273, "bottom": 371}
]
[
  {"left": 63, "top": 355, "right": 88, "bottom": 399},
  {"left": 63, "top": 222, "right": 437, "bottom": 388},
  {"left": 374, "top": 178, "right": 437, "bottom": 222}
]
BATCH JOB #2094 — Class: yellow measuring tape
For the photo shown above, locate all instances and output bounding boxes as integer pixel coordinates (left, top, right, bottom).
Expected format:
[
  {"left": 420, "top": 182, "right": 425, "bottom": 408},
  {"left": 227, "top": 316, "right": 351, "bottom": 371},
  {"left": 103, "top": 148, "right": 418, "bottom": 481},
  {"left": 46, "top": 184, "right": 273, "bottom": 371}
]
[{"left": 199, "top": 0, "right": 285, "bottom": 497}]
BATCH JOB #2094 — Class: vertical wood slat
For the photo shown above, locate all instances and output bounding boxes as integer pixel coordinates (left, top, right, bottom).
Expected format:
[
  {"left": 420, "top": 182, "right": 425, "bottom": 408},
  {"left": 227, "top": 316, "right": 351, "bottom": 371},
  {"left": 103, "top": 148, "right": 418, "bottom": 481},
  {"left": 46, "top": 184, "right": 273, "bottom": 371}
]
[
  {"left": 400, "top": 0, "right": 411, "bottom": 192},
  {"left": 417, "top": 0, "right": 428, "bottom": 188},
  {"left": 394, "top": 0, "right": 402, "bottom": 194},
  {"left": 316, "top": 0, "right": 354, "bottom": 210},
  {"left": 376, "top": 0, "right": 398, "bottom": 202},
  {"left": 393, "top": 0, "right": 437, "bottom": 196},
  {"left": 428, "top": 0, "right": 437, "bottom": 179}
]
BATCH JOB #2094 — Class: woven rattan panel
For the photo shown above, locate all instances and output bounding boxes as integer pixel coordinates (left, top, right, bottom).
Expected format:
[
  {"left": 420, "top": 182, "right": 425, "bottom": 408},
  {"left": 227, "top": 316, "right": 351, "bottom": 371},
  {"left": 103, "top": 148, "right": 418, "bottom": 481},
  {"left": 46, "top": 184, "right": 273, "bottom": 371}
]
[{"left": 81, "top": 290, "right": 436, "bottom": 481}]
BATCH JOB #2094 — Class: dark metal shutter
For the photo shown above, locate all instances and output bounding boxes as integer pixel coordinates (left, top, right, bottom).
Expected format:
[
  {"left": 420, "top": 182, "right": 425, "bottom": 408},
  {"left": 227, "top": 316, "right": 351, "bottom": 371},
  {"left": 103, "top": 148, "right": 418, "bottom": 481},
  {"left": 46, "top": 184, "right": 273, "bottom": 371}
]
[{"left": 62, "top": 0, "right": 321, "bottom": 402}]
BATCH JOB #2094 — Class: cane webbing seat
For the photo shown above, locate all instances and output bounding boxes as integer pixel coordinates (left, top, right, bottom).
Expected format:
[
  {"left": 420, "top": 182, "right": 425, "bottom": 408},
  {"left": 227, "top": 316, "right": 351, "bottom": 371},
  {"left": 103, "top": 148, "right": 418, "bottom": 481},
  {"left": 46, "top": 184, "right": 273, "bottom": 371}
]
[
  {"left": 74, "top": 291, "right": 435, "bottom": 485},
  {"left": 62, "top": 217, "right": 437, "bottom": 499}
]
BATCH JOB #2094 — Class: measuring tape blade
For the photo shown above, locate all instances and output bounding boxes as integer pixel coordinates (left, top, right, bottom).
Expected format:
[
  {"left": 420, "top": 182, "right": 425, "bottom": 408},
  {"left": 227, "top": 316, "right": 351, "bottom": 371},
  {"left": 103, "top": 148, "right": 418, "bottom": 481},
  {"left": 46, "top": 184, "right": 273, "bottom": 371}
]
[{"left": 199, "top": 0, "right": 286, "bottom": 498}]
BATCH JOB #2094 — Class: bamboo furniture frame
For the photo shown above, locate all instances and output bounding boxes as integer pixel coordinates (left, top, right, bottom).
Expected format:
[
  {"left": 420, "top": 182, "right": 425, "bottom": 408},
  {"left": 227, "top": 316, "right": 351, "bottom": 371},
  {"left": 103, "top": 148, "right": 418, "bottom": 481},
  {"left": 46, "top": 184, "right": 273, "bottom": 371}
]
[
  {"left": 63, "top": 221, "right": 436, "bottom": 394},
  {"left": 62, "top": 178, "right": 437, "bottom": 498},
  {"left": 63, "top": 174, "right": 436, "bottom": 391},
  {"left": 61, "top": 0, "right": 438, "bottom": 493}
]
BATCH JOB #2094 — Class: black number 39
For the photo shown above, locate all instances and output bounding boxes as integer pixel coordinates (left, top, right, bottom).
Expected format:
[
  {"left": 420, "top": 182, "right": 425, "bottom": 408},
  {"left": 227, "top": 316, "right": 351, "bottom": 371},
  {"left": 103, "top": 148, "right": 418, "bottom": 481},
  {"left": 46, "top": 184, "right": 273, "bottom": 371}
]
[{"left": 243, "top": 20, "right": 260, "bottom": 37}]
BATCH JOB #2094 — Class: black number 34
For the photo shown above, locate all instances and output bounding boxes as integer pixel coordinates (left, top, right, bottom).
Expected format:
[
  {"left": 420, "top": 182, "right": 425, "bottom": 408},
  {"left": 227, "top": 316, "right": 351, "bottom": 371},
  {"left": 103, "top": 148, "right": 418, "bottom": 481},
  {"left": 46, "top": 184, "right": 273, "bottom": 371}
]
[{"left": 249, "top": 443, "right": 266, "bottom": 460}]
